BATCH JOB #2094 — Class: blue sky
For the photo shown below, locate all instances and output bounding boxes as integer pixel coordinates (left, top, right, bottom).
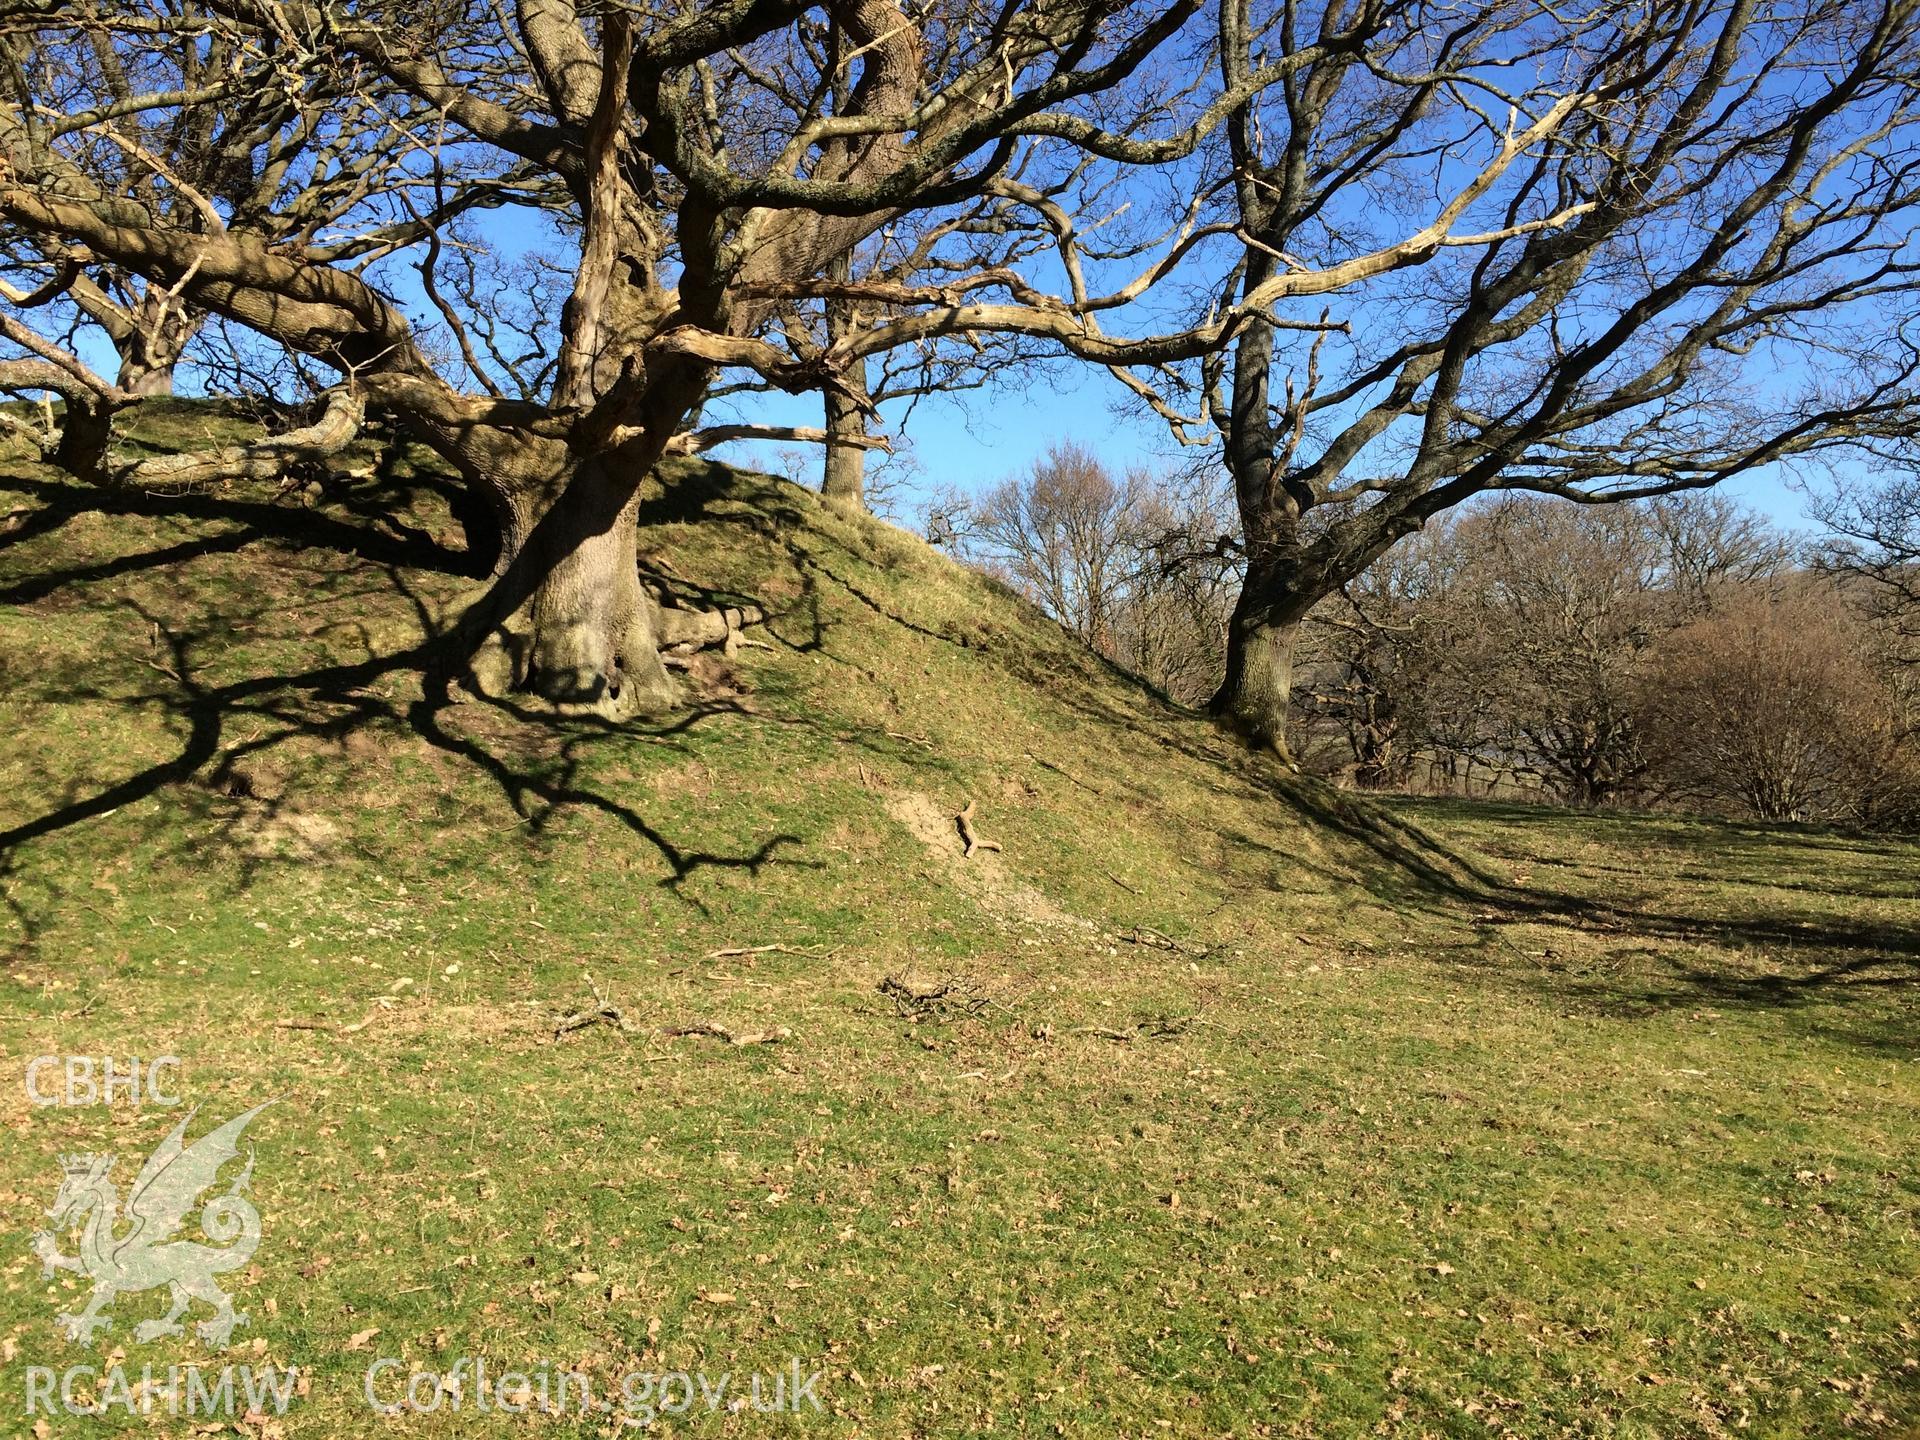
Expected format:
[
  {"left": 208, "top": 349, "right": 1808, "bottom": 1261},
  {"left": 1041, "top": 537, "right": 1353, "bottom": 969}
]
[{"left": 707, "top": 352, "right": 1821, "bottom": 534}]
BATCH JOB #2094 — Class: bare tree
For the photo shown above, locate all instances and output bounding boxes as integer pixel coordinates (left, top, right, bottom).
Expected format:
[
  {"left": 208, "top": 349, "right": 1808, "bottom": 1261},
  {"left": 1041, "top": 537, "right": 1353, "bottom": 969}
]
[
  {"left": 11, "top": 0, "right": 1562, "bottom": 718},
  {"left": 1814, "top": 468, "right": 1920, "bottom": 666},
  {"left": 0, "top": 1, "right": 1266, "bottom": 714},
  {"left": 1105, "top": 473, "right": 1237, "bottom": 706},
  {"left": 1294, "top": 526, "right": 1479, "bottom": 790},
  {"left": 951, "top": 444, "right": 1235, "bottom": 702},
  {"left": 1468, "top": 501, "right": 1666, "bottom": 806},
  {"left": 1637, "top": 583, "right": 1910, "bottom": 822},
  {"left": 1118, "top": 0, "right": 1920, "bottom": 757},
  {"left": 0, "top": 0, "right": 480, "bottom": 435},
  {"left": 969, "top": 442, "right": 1137, "bottom": 648}
]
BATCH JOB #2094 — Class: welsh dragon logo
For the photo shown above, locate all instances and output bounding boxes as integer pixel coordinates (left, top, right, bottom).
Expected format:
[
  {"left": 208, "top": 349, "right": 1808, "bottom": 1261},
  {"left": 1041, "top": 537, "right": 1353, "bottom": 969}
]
[{"left": 31, "top": 1101, "right": 274, "bottom": 1345}]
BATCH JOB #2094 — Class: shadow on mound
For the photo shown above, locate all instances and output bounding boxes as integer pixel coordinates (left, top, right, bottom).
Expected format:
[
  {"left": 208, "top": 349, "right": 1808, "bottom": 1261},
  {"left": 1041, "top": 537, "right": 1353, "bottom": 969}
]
[
  {"left": 0, "top": 460, "right": 823, "bottom": 955},
  {"left": 0, "top": 590, "right": 804, "bottom": 919},
  {"left": 1376, "top": 799, "right": 1920, "bottom": 1055}
]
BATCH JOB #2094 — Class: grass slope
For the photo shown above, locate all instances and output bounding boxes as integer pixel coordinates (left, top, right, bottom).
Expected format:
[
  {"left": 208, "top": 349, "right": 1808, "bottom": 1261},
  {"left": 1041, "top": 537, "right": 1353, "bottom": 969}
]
[{"left": 0, "top": 405, "right": 1915, "bottom": 1437}]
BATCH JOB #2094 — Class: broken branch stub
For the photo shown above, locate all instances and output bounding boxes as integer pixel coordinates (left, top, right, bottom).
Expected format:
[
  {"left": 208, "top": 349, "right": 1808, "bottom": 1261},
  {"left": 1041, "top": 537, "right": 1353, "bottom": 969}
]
[{"left": 955, "top": 799, "right": 1001, "bottom": 858}]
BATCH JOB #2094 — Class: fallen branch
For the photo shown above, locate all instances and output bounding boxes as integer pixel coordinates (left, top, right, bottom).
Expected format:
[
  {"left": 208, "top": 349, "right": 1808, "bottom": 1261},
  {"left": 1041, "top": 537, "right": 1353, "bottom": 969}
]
[
  {"left": 955, "top": 799, "right": 1001, "bottom": 858},
  {"left": 663, "top": 1021, "right": 792, "bottom": 1046},
  {"left": 341, "top": 1005, "right": 386, "bottom": 1035},
  {"left": 1117, "top": 927, "right": 1213, "bottom": 958},
  {"left": 704, "top": 943, "right": 839, "bottom": 960},
  {"left": 276, "top": 998, "right": 388, "bottom": 1036},
  {"left": 555, "top": 1004, "right": 636, "bottom": 1038},
  {"left": 879, "top": 973, "right": 1010, "bottom": 1022},
  {"left": 554, "top": 975, "right": 638, "bottom": 1039},
  {"left": 656, "top": 600, "right": 766, "bottom": 654},
  {"left": 1071, "top": 1015, "right": 1199, "bottom": 1043},
  {"left": 107, "top": 389, "right": 365, "bottom": 491}
]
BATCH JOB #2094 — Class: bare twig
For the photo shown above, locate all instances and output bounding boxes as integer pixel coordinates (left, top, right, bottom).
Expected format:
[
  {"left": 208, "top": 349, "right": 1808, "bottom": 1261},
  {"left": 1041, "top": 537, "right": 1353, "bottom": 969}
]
[
  {"left": 554, "top": 974, "right": 637, "bottom": 1039},
  {"left": 554, "top": 1005, "right": 636, "bottom": 1038},
  {"left": 1117, "top": 927, "right": 1213, "bottom": 958},
  {"left": 1070, "top": 1015, "right": 1199, "bottom": 1042}
]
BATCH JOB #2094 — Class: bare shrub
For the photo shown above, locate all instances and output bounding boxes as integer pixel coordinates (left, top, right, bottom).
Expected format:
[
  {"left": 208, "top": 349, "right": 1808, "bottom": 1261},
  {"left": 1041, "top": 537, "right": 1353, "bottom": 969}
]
[{"left": 1636, "top": 587, "right": 1906, "bottom": 824}]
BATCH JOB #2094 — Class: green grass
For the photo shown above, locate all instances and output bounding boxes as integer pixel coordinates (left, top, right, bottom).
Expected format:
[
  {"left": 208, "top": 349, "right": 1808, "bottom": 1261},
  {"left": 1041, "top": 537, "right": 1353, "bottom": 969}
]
[{"left": 0, "top": 411, "right": 1916, "bottom": 1436}]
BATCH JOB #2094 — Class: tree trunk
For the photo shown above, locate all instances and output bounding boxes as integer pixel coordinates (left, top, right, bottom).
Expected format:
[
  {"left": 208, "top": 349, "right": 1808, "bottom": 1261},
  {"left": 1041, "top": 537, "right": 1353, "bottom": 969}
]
[
  {"left": 1209, "top": 508, "right": 1322, "bottom": 760},
  {"left": 1213, "top": 254, "right": 1311, "bottom": 762},
  {"left": 116, "top": 357, "right": 178, "bottom": 397},
  {"left": 1212, "top": 587, "right": 1303, "bottom": 761},
  {"left": 113, "top": 290, "right": 199, "bottom": 398},
  {"left": 52, "top": 399, "right": 116, "bottom": 479},
  {"left": 821, "top": 253, "right": 871, "bottom": 514},
  {"left": 464, "top": 451, "right": 676, "bottom": 718},
  {"left": 821, "top": 361, "right": 870, "bottom": 513}
]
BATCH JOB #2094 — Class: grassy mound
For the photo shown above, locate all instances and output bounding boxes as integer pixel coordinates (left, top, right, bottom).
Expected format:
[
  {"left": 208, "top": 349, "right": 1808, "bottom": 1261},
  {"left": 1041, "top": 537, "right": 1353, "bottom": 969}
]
[{"left": 1, "top": 406, "right": 1916, "bottom": 1436}]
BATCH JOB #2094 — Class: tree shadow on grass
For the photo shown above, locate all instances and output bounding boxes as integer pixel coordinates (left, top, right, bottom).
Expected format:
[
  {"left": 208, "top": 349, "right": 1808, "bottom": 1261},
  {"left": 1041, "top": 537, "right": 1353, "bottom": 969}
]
[
  {"left": 0, "top": 464, "right": 480, "bottom": 586},
  {"left": 1364, "top": 799, "right": 1920, "bottom": 1054},
  {"left": 0, "top": 572, "right": 816, "bottom": 960}
]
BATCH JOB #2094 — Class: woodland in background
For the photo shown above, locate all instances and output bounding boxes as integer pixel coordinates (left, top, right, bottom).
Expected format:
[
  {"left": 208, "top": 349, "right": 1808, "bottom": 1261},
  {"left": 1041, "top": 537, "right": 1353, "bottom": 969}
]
[{"left": 938, "top": 445, "right": 1920, "bottom": 828}]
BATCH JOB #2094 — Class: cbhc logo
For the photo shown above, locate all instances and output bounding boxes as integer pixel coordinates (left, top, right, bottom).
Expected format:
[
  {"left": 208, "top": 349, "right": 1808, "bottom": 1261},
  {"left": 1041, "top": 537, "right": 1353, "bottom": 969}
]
[{"left": 24, "top": 1057, "right": 182, "bottom": 1107}]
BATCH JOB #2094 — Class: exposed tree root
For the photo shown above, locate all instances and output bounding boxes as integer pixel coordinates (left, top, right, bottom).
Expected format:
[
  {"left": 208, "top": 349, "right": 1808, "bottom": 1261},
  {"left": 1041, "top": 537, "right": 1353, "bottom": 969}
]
[
  {"left": 656, "top": 598, "right": 767, "bottom": 659},
  {"left": 100, "top": 391, "right": 366, "bottom": 491},
  {"left": 461, "top": 583, "right": 766, "bottom": 710}
]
